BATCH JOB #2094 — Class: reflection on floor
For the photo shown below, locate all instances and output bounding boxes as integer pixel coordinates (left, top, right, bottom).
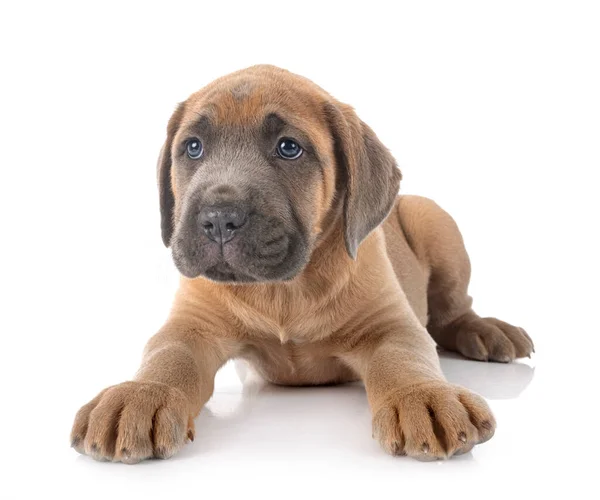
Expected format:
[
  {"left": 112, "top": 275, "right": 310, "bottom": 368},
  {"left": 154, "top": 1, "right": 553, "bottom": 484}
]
[
  {"left": 437, "top": 350, "right": 534, "bottom": 399},
  {"left": 171, "top": 350, "right": 535, "bottom": 461}
]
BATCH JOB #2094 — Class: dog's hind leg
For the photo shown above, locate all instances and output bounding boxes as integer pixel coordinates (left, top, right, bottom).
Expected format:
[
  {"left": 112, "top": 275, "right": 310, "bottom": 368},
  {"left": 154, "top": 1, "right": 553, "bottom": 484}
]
[{"left": 389, "top": 195, "right": 534, "bottom": 362}]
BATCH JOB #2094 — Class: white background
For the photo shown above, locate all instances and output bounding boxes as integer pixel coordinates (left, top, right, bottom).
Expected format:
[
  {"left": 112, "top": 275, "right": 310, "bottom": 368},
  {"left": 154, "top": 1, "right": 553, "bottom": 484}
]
[{"left": 1, "top": 1, "right": 599, "bottom": 498}]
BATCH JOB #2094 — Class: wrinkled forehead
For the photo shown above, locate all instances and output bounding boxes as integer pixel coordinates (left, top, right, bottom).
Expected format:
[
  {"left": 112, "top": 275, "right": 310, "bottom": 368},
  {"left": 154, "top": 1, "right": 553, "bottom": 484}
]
[{"left": 175, "top": 73, "right": 332, "bottom": 152}]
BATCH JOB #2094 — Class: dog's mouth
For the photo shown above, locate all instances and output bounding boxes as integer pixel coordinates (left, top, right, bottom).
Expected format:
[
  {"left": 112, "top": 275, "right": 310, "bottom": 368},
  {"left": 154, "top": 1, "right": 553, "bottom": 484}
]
[
  {"left": 203, "top": 264, "right": 246, "bottom": 283},
  {"left": 172, "top": 216, "right": 309, "bottom": 284}
]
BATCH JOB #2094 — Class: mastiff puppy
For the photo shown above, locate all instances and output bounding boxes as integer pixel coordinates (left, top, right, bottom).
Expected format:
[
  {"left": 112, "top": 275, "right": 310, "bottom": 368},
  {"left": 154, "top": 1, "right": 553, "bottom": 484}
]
[{"left": 71, "top": 65, "right": 533, "bottom": 463}]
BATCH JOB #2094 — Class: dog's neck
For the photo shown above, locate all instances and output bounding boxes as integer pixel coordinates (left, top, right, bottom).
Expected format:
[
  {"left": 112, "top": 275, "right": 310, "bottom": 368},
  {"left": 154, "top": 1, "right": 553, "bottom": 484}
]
[
  {"left": 178, "top": 220, "right": 353, "bottom": 324},
  {"left": 221, "top": 222, "right": 357, "bottom": 342}
]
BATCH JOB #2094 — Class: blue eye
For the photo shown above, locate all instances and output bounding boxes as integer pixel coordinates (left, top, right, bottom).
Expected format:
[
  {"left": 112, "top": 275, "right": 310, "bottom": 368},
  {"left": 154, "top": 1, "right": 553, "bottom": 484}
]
[
  {"left": 276, "top": 138, "right": 303, "bottom": 160},
  {"left": 186, "top": 138, "right": 203, "bottom": 159}
]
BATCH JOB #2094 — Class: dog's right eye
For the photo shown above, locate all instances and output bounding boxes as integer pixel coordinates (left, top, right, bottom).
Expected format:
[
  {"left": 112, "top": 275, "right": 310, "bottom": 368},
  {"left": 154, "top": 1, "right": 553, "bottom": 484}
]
[{"left": 186, "top": 139, "right": 203, "bottom": 159}]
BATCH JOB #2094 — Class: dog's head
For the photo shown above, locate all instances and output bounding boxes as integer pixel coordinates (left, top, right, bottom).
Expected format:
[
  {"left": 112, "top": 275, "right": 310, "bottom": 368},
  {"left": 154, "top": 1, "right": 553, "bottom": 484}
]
[{"left": 158, "top": 65, "right": 401, "bottom": 283}]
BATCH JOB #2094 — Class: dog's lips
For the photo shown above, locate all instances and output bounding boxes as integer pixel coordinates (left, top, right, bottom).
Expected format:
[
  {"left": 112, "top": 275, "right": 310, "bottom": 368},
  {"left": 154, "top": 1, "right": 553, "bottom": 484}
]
[
  {"left": 175, "top": 236, "right": 292, "bottom": 283},
  {"left": 203, "top": 262, "right": 243, "bottom": 283},
  {"left": 172, "top": 210, "right": 307, "bottom": 283},
  {"left": 254, "top": 234, "right": 290, "bottom": 260},
  {"left": 223, "top": 234, "right": 289, "bottom": 266}
]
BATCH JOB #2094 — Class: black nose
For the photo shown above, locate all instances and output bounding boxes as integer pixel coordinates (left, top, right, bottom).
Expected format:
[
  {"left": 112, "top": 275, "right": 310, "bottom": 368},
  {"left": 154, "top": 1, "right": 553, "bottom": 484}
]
[{"left": 198, "top": 204, "right": 247, "bottom": 245}]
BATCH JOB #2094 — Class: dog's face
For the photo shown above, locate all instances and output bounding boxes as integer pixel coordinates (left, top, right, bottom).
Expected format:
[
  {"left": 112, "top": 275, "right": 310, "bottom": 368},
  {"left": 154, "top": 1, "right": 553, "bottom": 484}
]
[{"left": 158, "top": 65, "right": 401, "bottom": 283}]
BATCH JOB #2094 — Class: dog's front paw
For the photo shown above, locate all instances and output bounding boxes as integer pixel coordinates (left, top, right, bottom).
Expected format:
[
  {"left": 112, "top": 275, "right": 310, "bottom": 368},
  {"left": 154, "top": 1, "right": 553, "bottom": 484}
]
[
  {"left": 373, "top": 382, "right": 495, "bottom": 460},
  {"left": 70, "top": 381, "right": 194, "bottom": 464}
]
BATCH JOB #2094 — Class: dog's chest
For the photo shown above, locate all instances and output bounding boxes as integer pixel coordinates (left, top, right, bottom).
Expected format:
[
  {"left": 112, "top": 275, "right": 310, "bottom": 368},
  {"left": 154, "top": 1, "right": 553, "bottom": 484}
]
[
  {"left": 234, "top": 291, "right": 339, "bottom": 343},
  {"left": 240, "top": 325, "right": 355, "bottom": 386},
  {"left": 224, "top": 276, "right": 359, "bottom": 344},
  {"left": 269, "top": 305, "right": 335, "bottom": 343},
  {"left": 283, "top": 316, "right": 330, "bottom": 343}
]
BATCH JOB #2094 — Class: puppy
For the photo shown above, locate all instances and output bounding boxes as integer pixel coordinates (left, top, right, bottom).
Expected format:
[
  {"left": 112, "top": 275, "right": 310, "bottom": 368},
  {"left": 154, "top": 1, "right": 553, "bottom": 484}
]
[{"left": 71, "top": 65, "right": 533, "bottom": 463}]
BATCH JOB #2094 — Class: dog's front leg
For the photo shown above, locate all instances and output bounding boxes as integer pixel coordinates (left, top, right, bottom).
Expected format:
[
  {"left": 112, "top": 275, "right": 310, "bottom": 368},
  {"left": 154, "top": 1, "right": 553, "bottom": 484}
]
[
  {"left": 340, "top": 316, "right": 496, "bottom": 460},
  {"left": 70, "top": 321, "right": 238, "bottom": 463}
]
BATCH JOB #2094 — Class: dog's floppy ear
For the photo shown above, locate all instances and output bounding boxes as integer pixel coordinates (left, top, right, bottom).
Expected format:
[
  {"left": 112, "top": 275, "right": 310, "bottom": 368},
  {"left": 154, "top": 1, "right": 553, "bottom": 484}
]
[
  {"left": 157, "top": 102, "right": 186, "bottom": 247},
  {"left": 324, "top": 102, "right": 402, "bottom": 259}
]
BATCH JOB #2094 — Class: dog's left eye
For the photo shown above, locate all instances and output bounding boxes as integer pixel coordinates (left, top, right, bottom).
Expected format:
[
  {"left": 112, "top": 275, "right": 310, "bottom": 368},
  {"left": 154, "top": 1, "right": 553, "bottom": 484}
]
[{"left": 276, "top": 138, "right": 303, "bottom": 160}]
